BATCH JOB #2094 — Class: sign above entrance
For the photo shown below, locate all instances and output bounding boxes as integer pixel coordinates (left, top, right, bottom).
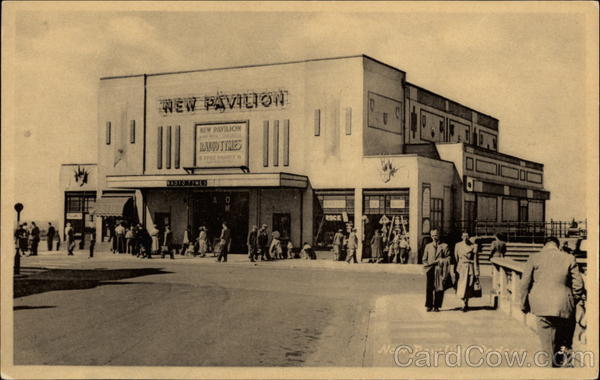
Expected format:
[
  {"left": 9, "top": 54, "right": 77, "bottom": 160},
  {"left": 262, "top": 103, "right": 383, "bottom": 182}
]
[
  {"left": 194, "top": 121, "right": 249, "bottom": 168},
  {"left": 167, "top": 179, "right": 208, "bottom": 187}
]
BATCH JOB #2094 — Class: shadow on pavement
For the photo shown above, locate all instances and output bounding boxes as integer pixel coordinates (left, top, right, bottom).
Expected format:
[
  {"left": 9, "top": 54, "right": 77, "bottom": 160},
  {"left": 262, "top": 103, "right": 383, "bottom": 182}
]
[
  {"left": 14, "top": 267, "right": 171, "bottom": 298},
  {"left": 14, "top": 305, "right": 57, "bottom": 311}
]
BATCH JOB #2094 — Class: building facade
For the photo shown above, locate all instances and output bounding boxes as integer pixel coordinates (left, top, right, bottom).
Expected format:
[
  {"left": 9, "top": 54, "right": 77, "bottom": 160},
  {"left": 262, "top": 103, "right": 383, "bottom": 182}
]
[{"left": 79, "top": 55, "right": 549, "bottom": 256}]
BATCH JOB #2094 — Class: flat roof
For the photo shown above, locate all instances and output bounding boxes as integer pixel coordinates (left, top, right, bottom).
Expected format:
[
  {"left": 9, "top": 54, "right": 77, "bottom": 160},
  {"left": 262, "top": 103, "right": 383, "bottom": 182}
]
[{"left": 100, "top": 54, "right": 404, "bottom": 81}]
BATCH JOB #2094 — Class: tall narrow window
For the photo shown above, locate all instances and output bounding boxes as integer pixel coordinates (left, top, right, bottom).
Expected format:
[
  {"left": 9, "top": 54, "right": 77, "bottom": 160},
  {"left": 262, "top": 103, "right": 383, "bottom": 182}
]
[
  {"left": 157, "top": 126, "right": 163, "bottom": 169},
  {"left": 314, "top": 109, "right": 321, "bottom": 136},
  {"left": 273, "top": 120, "right": 279, "bottom": 166},
  {"left": 130, "top": 120, "right": 136, "bottom": 143},
  {"left": 174, "top": 125, "right": 180, "bottom": 169},
  {"left": 166, "top": 126, "right": 172, "bottom": 169},
  {"left": 345, "top": 107, "right": 352, "bottom": 135},
  {"left": 283, "top": 120, "right": 290, "bottom": 166},
  {"left": 263, "top": 121, "right": 269, "bottom": 167},
  {"left": 106, "top": 121, "right": 111, "bottom": 145}
]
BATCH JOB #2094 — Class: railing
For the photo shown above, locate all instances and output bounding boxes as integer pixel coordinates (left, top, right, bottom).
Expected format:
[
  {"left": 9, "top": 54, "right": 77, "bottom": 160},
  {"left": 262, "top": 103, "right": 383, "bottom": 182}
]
[
  {"left": 452, "top": 220, "right": 587, "bottom": 243},
  {"left": 490, "top": 258, "right": 587, "bottom": 357}
]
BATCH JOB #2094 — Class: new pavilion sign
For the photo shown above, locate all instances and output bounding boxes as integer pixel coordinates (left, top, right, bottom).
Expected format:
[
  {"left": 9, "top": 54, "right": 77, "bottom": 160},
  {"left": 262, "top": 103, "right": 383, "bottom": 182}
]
[
  {"left": 158, "top": 89, "right": 288, "bottom": 115},
  {"left": 194, "top": 121, "right": 249, "bottom": 168}
]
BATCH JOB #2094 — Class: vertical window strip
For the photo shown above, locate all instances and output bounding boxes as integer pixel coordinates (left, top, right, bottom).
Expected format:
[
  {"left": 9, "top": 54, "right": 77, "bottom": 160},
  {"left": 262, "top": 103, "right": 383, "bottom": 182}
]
[
  {"left": 157, "top": 126, "right": 163, "bottom": 169},
  {"left": 314, "top": 109, "right": 320, "bottom": 136},
  {"left": 283, "top": 120, "right": 289, "bottom": 166},
  {"left": 174, "top": 125, "right": 180, "bottom": 169},
  {"left": 166, "top": 126, "right": 172, "bottom": 169},
  {"left": 263, "top": 121, "right": 269, "bottom": 167},
  {"left": 273, "top": 120, "right": 279, "bottom": 166},
  {"left": 106, "top": 121, "right": 111, "bottom": 145},
  {"left": 130, "top": 120, "right": 136, "bottom": 143},
  {"left": 345, "top": 107, "right": 352, "bottom": 135}
]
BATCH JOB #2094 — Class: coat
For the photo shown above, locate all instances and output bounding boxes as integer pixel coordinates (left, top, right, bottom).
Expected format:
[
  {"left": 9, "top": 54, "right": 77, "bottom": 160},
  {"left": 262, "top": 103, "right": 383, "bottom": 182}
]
[
  {"left": 490, "top": 239, "right": 507, "bottom": 258},
  {"left": 519, "top": 244, "right": 585, "bottom": 318},
  {"left": 422, "top": 241, "right": 449, "bottom": 273},
  {"left": 454, "top": 240, "right": 480, "bottom": 299},
  {"left": 371, "top": 233, "right": 383, "bottom": 259},
  {"left": 197, "top": 231, "right": 207, "bottom": 254}
]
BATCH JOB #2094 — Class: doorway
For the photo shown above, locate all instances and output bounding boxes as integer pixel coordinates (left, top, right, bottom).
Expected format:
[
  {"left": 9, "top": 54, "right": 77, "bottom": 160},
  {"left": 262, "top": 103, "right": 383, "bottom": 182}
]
[{"left": 189, "top": 191, "right": 249, "bottom": 253}]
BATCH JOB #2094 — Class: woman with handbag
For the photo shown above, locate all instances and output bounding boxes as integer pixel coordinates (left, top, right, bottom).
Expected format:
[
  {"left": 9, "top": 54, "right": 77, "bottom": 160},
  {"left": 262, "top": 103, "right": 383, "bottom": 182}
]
[{"left": 454, "top": 232, "right": 481, "bottom": 312}]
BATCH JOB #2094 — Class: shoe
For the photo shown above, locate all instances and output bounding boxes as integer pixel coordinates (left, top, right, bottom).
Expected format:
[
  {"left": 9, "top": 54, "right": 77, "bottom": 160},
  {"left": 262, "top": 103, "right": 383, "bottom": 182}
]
[
  {"left": 432, "top": 307, "right": 440, "bottom": 312},
  {"left": 426, "top": 307, "right": 433, "bottom": 312},
  {"left": 462, "top": 306, "right": 468, "bottom": 312}
]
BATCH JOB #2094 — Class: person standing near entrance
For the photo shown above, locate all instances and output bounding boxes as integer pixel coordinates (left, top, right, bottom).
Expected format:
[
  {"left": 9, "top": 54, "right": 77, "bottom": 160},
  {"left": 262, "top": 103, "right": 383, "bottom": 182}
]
[
  {"left": 29, "top": 222, "right": 40, "bottom": 256},
  {"left": 65, "top": 222, "right": 75, "bottom": 256},
  {"left": 15, "top": 224, "right": 29, "bottom": 256},
  {"left": 345, "top": 228, "right": 359, "bottom": 264},
  {"left": 115, "top": 222, "right": 126, "bottom": 254},
  {"left": 422, "top": 229, "right": 449, "bottom": 312},
  {"left": 247, "top": 225, "right": 258, "bottom": 262},
  {"left": 371, "top": 229, "right": 384, "bottom": 263},
  {"left": 182, "top": 225, "right": 192, "bottom": 256},
  {"left": 162, "top": 225, "right": 174, "bottom": 259},
  {"left": 47, "top": 222, "right": 55, "bottom": 251},
  {"left": 332, "top": 229, "right": 344, "bottom": 261},
  {"left": 89, "top": 227, "right": 96, "bottom": 258},
  {"left": 150, "top": 224, "right": 160, "bottom": 256},
  {"left": 520, "top": 236, "right": 585, "bottom": 367},
  {"left": 257, "top": 224, "right": 270, "bottom": 261},
  {"left": 197, "top": 226, "right": 208, "bottom": 257},
  {"left": 217, "top": 222, "right": 231, "bottom": 262}
]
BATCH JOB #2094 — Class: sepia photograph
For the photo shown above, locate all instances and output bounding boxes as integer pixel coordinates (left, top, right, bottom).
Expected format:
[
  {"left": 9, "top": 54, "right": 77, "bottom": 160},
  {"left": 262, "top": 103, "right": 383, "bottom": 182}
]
[{"left": 1, "top": 1, "right": 598, "bottom": 379}]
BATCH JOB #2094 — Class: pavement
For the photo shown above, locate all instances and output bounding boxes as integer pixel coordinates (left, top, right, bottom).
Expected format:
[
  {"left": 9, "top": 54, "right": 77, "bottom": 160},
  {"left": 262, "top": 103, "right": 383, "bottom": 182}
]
[{"left": 11, "top": 248, "right": 535, "bottom": 367}]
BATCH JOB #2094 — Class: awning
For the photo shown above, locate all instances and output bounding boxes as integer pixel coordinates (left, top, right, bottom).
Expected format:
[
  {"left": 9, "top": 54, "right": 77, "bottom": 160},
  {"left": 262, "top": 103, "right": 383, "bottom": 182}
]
[{"left": 92, "top": 197, "right": 132, "bottom": 216}]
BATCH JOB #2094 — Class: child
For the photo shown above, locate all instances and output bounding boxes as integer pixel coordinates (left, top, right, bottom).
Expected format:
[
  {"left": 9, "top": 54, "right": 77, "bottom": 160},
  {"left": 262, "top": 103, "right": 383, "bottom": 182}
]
[{"left": 287, "top": 241, "right": 294, "bottom": 259}]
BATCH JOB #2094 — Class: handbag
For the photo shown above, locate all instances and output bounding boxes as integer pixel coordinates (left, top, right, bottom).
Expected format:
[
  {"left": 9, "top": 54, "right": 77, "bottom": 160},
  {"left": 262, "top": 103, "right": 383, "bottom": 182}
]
[{"left": 472, "top": 276, "right": 482, "bottom": 298}]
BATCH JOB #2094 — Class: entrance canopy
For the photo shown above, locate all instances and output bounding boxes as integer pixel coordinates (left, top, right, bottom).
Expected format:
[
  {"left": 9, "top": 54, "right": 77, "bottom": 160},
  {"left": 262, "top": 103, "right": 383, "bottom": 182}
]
[
  {"left": 106, "top": 172, "right": 308, "bottom": 189},
  {"left": 92, "top": 197, "right": 132, "bottom": 216}
]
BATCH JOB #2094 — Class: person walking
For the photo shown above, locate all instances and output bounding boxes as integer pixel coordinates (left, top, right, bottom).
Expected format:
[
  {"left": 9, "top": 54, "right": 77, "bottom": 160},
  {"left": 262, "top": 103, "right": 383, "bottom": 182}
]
[
  {"left": 520, "top": 236, "right": 585, "bottom": 367},
  {"left": 217, "top": 222, "right": 231, "bottom": 263},
  {"left": 46, "top": 222, "right": 55, "bottom": 251},
  {"left": 371, "top": 229, "right": 384, "bottom": 263},
  {"left": 29, "top": 222, "right": 40, "bottom": 256},
  {"left": 65, "top": 222, "right": 75, "bottom": 256},
  {"left": 150, "top": 224, "right": 160, "bottom": 256},
  {"left": 182, "top": 225, "right": 192, "bottom": 256},
  {"left": 489, "top": 233, "right": 507, "bottom": 259},
  {"left": 454, "top": 232, "right": 480, "bottom": 312},
  {"left": 422, "top": 229, "right": 450, "bottom": 312},
  {"left": 332, "top": 229, "right": 344, "bottom": 261},
  {"left": 257, "top": 224, "right": 270, "bottom": 261},
  {"left": 161, "top": 225, "right": 174, "bottom": 259},
  {"left": 346, "top": 228, "right": 359, "bottom": 264},
  {"left": 89, "top": 227, "right": 96, "bottom": 258},
  {"left": 247, "top": 225, "right": 258, "bottom": 262},
  {"left": 197, "top": 226, "right": 208, "bottom": 257}
]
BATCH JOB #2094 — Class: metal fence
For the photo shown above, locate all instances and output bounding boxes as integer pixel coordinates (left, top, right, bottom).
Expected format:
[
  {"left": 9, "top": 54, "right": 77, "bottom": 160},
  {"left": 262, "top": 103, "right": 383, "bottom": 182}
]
[{"left": 451, "top": 220, "right": 587, "bottom": 243}]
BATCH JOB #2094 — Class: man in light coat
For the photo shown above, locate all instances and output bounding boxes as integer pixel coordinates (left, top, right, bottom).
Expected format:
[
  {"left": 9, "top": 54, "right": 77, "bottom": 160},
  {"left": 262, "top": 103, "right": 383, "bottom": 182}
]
[
  {"left": 520, "top": 236, "right": 585, "bottom": 367},
  {"left": 422, "top": 229, "right": 449, "bottom": 312}
]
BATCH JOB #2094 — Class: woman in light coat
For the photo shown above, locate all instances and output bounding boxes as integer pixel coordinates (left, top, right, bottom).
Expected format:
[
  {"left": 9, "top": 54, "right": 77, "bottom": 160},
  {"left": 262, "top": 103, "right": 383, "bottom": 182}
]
[
  {"left": 454, "top": 232, "right": 480, "bottom": 312},
  {"left": 197, "top": 227, "right": 208, "bottom": 257},
  {"left": 150, "top": 224, "right": 160, "bottom": 255},
  {"left": 370, "top": 229, "right": 384, "bottom": 263}
]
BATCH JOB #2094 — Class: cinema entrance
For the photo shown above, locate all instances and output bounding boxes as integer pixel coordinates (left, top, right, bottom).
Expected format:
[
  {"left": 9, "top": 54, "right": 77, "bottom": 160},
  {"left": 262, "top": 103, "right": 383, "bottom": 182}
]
[{"left": 188, "top": 190, "right": 249, "bottom": 253}]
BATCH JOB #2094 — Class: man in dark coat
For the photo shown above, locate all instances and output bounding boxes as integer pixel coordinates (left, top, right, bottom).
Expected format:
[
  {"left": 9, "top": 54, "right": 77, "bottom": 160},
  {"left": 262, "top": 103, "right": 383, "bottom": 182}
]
[
  {"left": 247, "top": 225, "right": 258, "bottom": 262},
  {"left": 30, "top": 222, "right": 40, "bottom": 256},
  {"left": 161, "top": 225, "right": 174, "bottom": 259},
  {"left": 422, "top": 229, "right": 449, "bottom": 312},
  {"left": 217, "top": 222, "right": 231, "bottom": 262},
  {"left": 520, "top": 236, "right": 585, "bottom": 367},
  {"left": 47, "top": 222, "right": 55, "bottom": 251},
  {"left": 257, "top": 224, "right": 270, "bottom": 261}
]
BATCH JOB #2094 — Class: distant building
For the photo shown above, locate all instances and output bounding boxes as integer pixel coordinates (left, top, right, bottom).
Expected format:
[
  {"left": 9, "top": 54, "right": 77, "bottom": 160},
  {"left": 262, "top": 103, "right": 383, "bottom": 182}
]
[{"left": 61, "top": 55, "right": 549, "bottom": 256}]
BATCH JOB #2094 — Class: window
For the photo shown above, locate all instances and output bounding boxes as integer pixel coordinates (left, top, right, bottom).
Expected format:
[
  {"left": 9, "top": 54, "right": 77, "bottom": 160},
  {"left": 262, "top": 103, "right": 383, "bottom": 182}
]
[
  {"left": 174, "top": 125, "right": 180, "bottom": 169},
  {"left": 283, "top": 120, "right": 290, "bottom": 166},
  {"left": 166, "top": 126, "right": 172, "bottom": 169},
  {"left": 479, "top": 132, "right": 484, "bottom": 145},
  {"left": 430, "top": 198, "right": 443, "bottom": 232},
  {"left": 492, "top": 138, "right": 497, "bottom": 150},
  {"left": 369, "top": 98, "right": 375, "bottom": 111},
  {"left": 383, "top": 112, "right": 388, "bottom": 125},
  {"left": 422, "top": 114, "right": 426, "bottom": 128},
  {"left": 273, "top": 120, "right": 279, "bottom": 167},
  {"left": 130, "top": 120, "right": 135, "bottom": 144},
  {"left": 395, "top": 106, "right": 400, "bottom": 119},
  {"left": 450, "top": 124, "right": 455, "bottom": 136},
  {"left": 345, "top": 107, "right": 352, "bottom": 135},
  {"left": 106, "top": 122, "right": 111, "bottom": 145},
  {"left": 314, "top": 109, "right": 321, "bottom": 136},
  {"left": 439, "top": 120, "right": 444, "bottom": 133},
  {"left": 157, "top": 126, "right": 163, "bottom": 169},
  {"left": 263, "top": 121, "right": 269, "bottom": 166},
  {"left": 465, "top": 129, "right": 469, "bottom": 142}
]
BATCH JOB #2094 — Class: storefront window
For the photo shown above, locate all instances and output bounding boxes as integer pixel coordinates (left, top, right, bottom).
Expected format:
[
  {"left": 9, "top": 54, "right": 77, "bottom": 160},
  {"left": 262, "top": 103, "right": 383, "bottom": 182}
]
[
  {"left": 64, "top": 191, "right": 96, "bottom": 240},
  {"left": 430, "top": 198, "right": 443, "bottom": 232},
  {"left": 313, "top": 192, "right": 354, "bottom": 248}
]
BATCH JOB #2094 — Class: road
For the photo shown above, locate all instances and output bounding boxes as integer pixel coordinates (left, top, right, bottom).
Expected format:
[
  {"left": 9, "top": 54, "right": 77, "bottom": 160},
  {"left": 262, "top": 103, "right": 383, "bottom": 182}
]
[{"left": 14, "top": 254, "right": 442, "bottom": 366}]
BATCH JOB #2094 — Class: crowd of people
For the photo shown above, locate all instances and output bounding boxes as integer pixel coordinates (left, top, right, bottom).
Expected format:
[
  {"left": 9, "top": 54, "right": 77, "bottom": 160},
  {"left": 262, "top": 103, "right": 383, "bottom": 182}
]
[
  {"left": 13, "top": 222, "right": 43, "bottom": 256},
  {"left": 329, "top": 226, "right": 412, "bottom": 264}
]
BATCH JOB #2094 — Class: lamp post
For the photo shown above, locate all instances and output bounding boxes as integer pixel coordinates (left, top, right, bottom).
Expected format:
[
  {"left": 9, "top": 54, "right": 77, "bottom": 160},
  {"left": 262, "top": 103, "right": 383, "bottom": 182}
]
[{"left": 14, "top": 203, "right": 23, "bottom": 275}]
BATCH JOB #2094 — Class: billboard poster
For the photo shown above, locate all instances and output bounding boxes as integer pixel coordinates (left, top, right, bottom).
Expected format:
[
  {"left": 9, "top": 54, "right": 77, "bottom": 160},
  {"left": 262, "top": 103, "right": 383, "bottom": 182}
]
[{"left": 194, "top": 121, "right": 249, "bottom": 168}]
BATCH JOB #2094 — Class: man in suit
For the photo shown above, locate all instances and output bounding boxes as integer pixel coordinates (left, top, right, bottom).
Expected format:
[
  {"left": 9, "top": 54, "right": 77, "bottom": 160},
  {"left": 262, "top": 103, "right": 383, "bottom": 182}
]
[
  {"left": 47, "top": 222, "right": 55, "bottom": 251},
  {"left": 257, "top": 224, "right": 270, "bottom": 261},
  {"left": 247, "top": 225, "right": 258, "bottom": 262},
  {"left": 520, "top": 236, "right": 585, "bottom": 367},
  {"left": 30, "top": 222, "right": 40, "bottom": 256},
  {"left": 217, "top": 222, "right": 231, "bottom": 263},
  {"left": 422, "top": 229, "right": 449, "bottom": 312},
  {"left": 161, "top": 225, "right": 174, "bottom": 259}
]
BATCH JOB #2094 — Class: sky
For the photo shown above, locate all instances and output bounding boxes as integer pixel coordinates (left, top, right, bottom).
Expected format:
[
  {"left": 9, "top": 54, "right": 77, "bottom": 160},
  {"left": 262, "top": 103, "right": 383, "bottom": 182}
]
[{"left": 3, "top": 1, "right": 598, "bottom": 223}]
